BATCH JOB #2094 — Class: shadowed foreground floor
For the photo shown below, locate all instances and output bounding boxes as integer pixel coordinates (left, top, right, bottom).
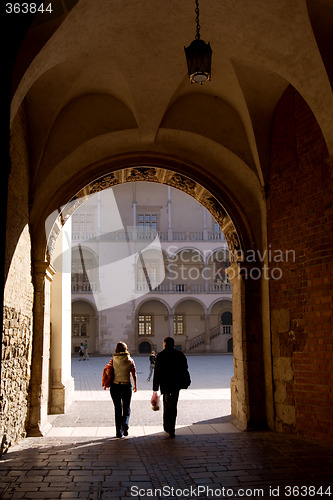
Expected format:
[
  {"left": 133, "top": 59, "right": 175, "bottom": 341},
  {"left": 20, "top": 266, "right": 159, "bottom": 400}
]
[
  {"left": 0, "top": 356, "right": 332, "bottom": 498},
  {"left": 0, "top": 429, "right": 332, "bottom": 499}
]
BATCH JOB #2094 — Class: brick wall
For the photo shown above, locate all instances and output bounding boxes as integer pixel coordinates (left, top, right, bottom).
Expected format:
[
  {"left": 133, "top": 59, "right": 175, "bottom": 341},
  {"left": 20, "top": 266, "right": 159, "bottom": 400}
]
[
  {"left": 268, "top": 86, "right": 333, "bottom": 445},
  {"left": 1, "top": 108, "right": 34, "bottom": 454}
]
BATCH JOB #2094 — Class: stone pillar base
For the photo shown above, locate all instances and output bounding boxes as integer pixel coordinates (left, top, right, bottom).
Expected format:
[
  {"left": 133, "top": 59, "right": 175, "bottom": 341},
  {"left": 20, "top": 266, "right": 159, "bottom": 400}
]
[
  {"left": 49, "top": 376, "right": 75, "bottom": 415},
  {"left": 27, "top": 421, "right": 52, "bottom": 437}
]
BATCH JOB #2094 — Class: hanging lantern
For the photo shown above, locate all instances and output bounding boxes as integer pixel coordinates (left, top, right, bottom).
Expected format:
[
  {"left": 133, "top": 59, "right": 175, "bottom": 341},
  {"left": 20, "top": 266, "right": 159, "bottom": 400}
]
[{"left": 184, "top": 0, "right": 212, "bottom": 83}]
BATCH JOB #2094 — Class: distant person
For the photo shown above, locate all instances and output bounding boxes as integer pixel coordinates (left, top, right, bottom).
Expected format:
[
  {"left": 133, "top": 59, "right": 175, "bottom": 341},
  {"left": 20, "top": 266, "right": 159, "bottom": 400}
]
[
  {"left": 153, "top": 337, "right": 190, "bottom": 438},
  {"left": 84, "top": 341, "right": 89, "bottom": 360},
  {"left": 79, "top": 343, "right": 85, "bottom": 361},
  {"left": 107, "top": 342, "right": 137, "bottom": 438},
  {"left": 147, "top": 350, "right": 156, "bottom": 381}
]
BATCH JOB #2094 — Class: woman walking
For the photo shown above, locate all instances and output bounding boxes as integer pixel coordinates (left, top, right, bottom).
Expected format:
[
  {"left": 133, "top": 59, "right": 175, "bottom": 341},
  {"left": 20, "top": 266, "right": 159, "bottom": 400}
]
[{"left": 107, "top": 342, "right": 137, "bottom": 438}]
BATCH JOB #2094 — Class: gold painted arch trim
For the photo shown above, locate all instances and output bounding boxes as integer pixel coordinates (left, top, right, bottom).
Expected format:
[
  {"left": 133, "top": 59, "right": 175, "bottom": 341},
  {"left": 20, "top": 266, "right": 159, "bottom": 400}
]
[{"left": 47, "top": 166, "right": 243, "bottom": 263}]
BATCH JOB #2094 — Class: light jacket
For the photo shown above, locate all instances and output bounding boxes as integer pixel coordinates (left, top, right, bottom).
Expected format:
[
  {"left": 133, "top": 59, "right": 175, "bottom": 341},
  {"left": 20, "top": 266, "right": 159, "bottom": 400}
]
[{"left": 112, "top": 352, "right": 134, "bottom": 384}]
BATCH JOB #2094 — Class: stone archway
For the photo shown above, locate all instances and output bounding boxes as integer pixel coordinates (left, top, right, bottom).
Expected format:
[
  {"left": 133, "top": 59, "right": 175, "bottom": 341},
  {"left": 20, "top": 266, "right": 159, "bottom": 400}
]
[
  {"left": 46, "top": 165, "right": 244, "bottom": 265},
  {"left": 30, "top": 160, "right": 267, "bottom": 436}
]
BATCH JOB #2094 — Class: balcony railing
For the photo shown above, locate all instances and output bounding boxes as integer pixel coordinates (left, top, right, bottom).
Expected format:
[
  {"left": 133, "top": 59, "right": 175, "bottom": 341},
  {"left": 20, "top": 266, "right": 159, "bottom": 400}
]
[
  {"left": 72, "top": 229, "right": 226, "bottom": 243},
  {"left": 72, "top": 282, "right": 98, "bottom": 293},
  {"left": 72, "top": 281, "right": 231, "bottom": 295},
  {"left": 135, "top": 282, "right": 231, "bottom": 294}
]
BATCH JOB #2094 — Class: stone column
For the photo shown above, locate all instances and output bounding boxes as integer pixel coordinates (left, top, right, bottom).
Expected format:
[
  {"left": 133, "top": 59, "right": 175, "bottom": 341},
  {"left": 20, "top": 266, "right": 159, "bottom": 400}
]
[
  {"left": 49, "top": 220, "right": 74, "bottom": 414},
  {"left": 95, "top": 315, "right": 100, "bottom": 353},
  {"left": 205, "top": 312, "right": 211, "bottom": 351},
  {"left": 226, "top": 262, "right": 249, "bottom": 429},
  {"left": 27, "top": 261, "right": 55, "bottom": 436},
  {"left": 169, "top": 312, "right": 174, "bottom": 337},
  {"left": 204, "top": 259, "right": 209, "bottom": 292},
  {"left": 167, "top": 186, "right": 172, "bottom": 241},
  {"left": 203, "top": 207, "right": 208, "bottom": 241},
  {"left": 227, "top": 261, "right": 267, "bottom": 430},
  {"left": 133, "top": 304, "right": 139, "bottom": 354},
  {"left": 132, "top": 200, "right": 137, "bottom": 240}
]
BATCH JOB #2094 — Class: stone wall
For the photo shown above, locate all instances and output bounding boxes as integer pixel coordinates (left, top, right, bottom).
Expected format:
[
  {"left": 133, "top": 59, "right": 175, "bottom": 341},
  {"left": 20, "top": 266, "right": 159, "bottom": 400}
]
[
  {"left": 1, "top": 107, "right": 34, "bottom": 454},
  {"left": 1, "top": 307, "right": 32, "bottom": 453},
  {"left": 268, "top": 86, "right": 333, "bottom": 445}
]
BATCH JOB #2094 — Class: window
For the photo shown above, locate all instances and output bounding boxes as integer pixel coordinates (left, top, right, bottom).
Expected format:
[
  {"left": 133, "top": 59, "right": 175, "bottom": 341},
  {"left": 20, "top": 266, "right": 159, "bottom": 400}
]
[
  {"left": 72, "top": 213, "right": 94, "bottom": 236},
  {"left": 136, "top": 255, "right": 160, "bottom": 290},
  {"left": 138, "top": 315, "right": 153, "bottom": 335},
  {"left": 73, "top": 316, "right": 89, "bottom": 336},
  {"left": 137, "top": 214, "right": 158, "bottom": 231},
  {"left": 174, "top": 314, "right": 185, "bottom": 335}
]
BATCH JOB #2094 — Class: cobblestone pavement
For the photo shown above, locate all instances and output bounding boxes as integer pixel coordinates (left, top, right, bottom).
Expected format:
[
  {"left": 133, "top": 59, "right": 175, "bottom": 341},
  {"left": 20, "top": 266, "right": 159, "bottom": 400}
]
[{"left": 0, "top": 355, "right": 332, "bottom": 499}]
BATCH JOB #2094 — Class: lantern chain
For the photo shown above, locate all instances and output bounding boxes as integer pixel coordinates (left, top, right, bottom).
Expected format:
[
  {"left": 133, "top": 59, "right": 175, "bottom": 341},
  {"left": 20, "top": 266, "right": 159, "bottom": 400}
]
[{"left": 195, "top": 0, "right": 201, "bottom": 39}]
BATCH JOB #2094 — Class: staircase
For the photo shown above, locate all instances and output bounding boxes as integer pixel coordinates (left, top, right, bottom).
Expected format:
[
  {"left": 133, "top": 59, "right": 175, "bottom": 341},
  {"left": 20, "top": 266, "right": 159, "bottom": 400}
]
[{"left": 188, "top": 324, "right": 223, "bottom": 351}]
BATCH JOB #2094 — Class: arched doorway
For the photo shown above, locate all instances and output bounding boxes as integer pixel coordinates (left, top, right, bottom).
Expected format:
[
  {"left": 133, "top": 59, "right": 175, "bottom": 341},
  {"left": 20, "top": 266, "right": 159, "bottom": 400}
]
[
  {"left": 3, "top": 0, "right": 332, "bottom": 450},
  {"left": 23, "top": 157, "right": 267, "bottom": 437},
  {"left": 173, "top": 298, "right": 206, "bottom": 352},
  {"left": 138, "top": 341, "right": 152, "bottom": 354},
  {"left": 72, "top": 300, "right": 97, "bottom": 354},
  {"left": 136, "top": 299, "right": 170, "bottom": 354},
  {"left": 221, "top": 311, "right": 232, "bottom": 334}
]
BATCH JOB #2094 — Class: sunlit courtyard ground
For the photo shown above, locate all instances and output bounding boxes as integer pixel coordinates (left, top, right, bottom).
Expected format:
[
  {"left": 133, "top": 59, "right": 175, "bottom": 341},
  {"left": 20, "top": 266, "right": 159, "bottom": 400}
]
[{"left": 52, "top": 354, "right": 233, "bottom": 429}]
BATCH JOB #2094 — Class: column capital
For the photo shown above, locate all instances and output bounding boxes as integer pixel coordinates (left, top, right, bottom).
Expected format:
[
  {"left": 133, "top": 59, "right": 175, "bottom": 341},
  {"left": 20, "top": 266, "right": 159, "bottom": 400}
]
[
  {"left": 33, "top": 261, "right": 56, "bottom": 282},
  {"left": 226, "top": 262, "right": 240, "bottom": 284}
]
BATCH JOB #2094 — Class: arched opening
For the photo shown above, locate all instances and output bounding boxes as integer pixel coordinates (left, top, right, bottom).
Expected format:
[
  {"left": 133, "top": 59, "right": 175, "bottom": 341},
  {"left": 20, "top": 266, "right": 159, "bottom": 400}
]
[
  {"left": 138, "top": 341, "right": 152, "bottom": 354},
  {"left": 21, "top": 159, "right": 265, "bottom": 438},
  {"left": 221, "top": 311, "right": 233, "bottom": 333},
  {"left": 27, "top": 161, "right": 266, "bottom": 437},
  {"left": 3, "top": 0, "right": 332, "bottom": 453},
  {"left": 72, "top": 300, "right": 97, "bottom": 355},
  {"left": 209, "top": 300, "right": 233, "bottom": 352},
  {"left": 136, "top": 299, "right": 170, "bottom": 353},
  {"left": 173, "top": 298, "right": 206, "bottom": 352}
]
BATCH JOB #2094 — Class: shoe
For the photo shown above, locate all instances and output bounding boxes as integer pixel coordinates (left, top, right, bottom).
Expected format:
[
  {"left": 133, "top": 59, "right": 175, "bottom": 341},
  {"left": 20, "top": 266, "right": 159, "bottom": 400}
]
[
  {"left": 168, "top": 431, "right": 175, "bottom": 438},
  {"left": 116, "top": 429, "right": 123, "bottom": 438},
  {"left": 123, "top": 428, "right": 128, "bottom": 437}
]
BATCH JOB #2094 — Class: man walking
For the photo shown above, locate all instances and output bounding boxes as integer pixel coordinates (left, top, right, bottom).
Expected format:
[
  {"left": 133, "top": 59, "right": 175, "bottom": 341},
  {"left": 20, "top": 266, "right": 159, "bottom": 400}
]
[{"left": 152, "top": 337, "right": 191, "bottom": 438}]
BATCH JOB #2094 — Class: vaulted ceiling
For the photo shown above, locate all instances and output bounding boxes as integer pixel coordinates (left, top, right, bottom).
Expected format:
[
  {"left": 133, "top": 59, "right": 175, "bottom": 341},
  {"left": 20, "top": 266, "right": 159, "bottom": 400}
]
[{"left": 9, "top": 0, "right": 333, "bottom": 249}]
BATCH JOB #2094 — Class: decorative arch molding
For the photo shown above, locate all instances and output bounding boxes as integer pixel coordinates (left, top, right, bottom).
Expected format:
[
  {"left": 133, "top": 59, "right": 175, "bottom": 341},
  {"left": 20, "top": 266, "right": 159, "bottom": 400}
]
[
  {"left": 207, "top": 247, "right": 231, "bottom": 261},
  {"left": 208, "top": 298, "right": 233, "bottom": 316},
  {"left": 71, "top": 297, "right": 98, "bottom": 310},
  {"left": 46, "top": 162, "right": 247, "bottom": 265},
  {"left": 88, "top": 168, "right": 243, "bottom": 262},
  {"left": 170, "top": 247, "right": 206, "bottom": 262},
  {"left": 172, "top": 297, "right": 207, "bottom": 314},
  {"left": 29, "top": 153, "right": 267, "bottom": 436},
  {"left": 135, "top": 297, "right": 171, "bottom": 317}
]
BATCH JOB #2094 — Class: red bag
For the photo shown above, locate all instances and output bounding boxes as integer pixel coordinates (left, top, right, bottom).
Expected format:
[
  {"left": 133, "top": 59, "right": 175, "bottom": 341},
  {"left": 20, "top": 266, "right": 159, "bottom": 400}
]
[
  {"left": 150, "top": 392, "right": 160, "bottom": 411},
  {"left": 102, "top": 364, "right": 114, "bottom": 390}
]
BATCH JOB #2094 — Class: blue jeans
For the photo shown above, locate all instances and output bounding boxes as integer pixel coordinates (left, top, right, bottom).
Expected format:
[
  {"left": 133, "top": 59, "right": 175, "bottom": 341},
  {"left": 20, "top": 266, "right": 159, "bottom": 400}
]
[
  {"left": 163, "top": 392, "right": 179, "bottom": 435},
  {"left": 148, "top": 364, "right": 154, "bottom": 380},
  {"left": 110, "top": 383, "right": 132, "bottom": 436}
]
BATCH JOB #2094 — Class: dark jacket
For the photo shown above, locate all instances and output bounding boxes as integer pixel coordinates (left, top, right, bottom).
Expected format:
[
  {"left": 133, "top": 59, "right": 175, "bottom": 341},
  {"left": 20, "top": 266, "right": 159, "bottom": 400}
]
[
  {"left": 153, "top": 347, "right": 190, "bottom": 394},
  {"left": 149, "top": 354, "right": 156, "bottom": 365}
]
